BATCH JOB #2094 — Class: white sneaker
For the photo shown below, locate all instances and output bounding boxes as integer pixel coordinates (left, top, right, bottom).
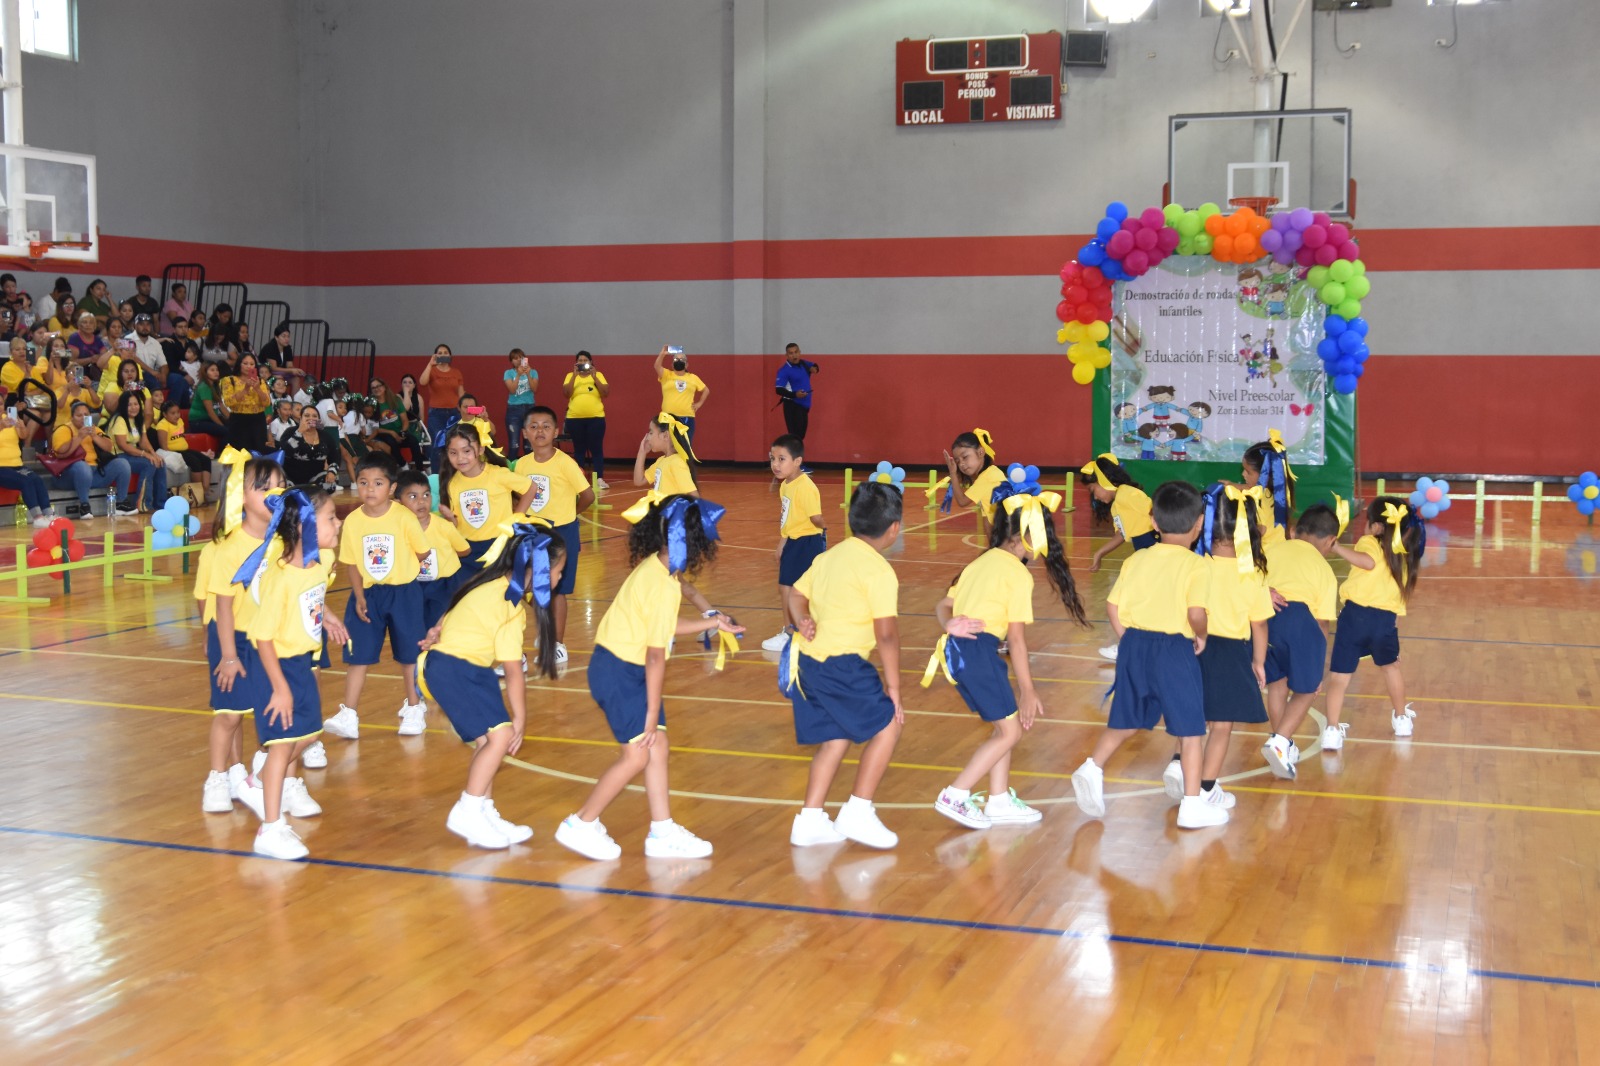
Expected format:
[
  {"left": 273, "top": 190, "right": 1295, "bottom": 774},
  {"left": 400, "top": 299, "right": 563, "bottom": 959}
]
[
  {"left": 254, "top": 819, "right": 309, "bottom": 860},
  {"left": 761, "top": 632, "right": 790, "bottom": 652},
  {"left": 202, "top": 771, "right": 233, "bottom": 813},
  {"left": 594, "top": 478, "right": 610, "bottom": 491},
  {"left": 1162, "top": 758, "right": 1184, "bottom": 801},
  {"left": 301, "top": 740, "right": 328, "bottom": 769},
  {"left": 226, "top": 762, "right": 247, "bottom": 800},
  {"left": 1202, "top": 783, "right": 1236, "bottom": 809},
  {"left": 790, "top": 809, "right": 847, "bottom": 847},
  {"left": 644, "top": 821, "right": 714, "bottom": 859},
  {"left": 983, "top": 788, "right": 1043, "bottom": 825},
  {"left": 282, "top": 776, "right": 322, "bottom": 818},
  {"left": 833, "top": 800, "right": 898, "bottom": 849},
  {"left": 1098, "top": 644, "right": 1119, "bottom": 662},
  {"left": 251, "top": 749, "right": 267, "bottom": 777},
  {"left": 1072, "top": 758, "right": 1106, "bottom": 817},
  {"left": 554, "top": 643, "right": 568, "bottom": 666},
  {"left": 1176, "top": 794, "right": 1230, "bottom": 828},
  {"left": 1262, "top": 734, "right": 1298, "bottom": 780},
  {"left": 484, "top": 800, "right": 533, "bottom": 844},
  {"left": 323, "top": 705, "right": 360, "bottom": 739},
  {"left": 493, "top": 655, "right": 529, "bottom": 679},
  {"left": 1392, "top": 704, "right": 1417, "bottom": 736},
  {"left": 1321, "top": 723, "right": 1349, "bottom": 751},
  {"left": 446, "top": 794, "right": 511, "bottom": 850},
  {"left": 397, "top": 700, "right": 427, "bottom": 736},
  {"left": 235, "top": 773, "right": 267, "bottom": 820},
  {"left": 933, "top": 787, "right": 991, "bottom": 829},
  {"left": 555, "top": 813, "right": 622, "bottom": 860}
]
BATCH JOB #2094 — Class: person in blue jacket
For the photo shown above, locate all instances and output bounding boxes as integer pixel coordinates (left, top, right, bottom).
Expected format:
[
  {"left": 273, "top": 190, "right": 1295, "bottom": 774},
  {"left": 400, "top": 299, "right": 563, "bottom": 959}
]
[{"left": 774, "top": 342, "right": 819, "bottom": 442}]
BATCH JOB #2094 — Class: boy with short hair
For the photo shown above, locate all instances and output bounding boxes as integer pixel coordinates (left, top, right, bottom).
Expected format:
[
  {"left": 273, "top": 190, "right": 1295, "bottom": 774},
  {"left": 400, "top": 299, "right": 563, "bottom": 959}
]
[
  {"left": 512, "top": 405, "right": 594, "bottom": 664},
  {"left": 397, "top": 469, "right": 470, "bottom": 632},
  {"left": 325, "top": 453, "right": 433, "bottom": 739},
  {"left": 1258, "top": 503, "right": 1341, "bottom": 778},
  {"left": 784, "top": 481, "right": 904, "bottom": 850},
  {"left": 1072, "top": 481, "right": 1226, "bottom": 829},
  {"left": 763, "top": 434, "right": 826, "bottom": 651}
]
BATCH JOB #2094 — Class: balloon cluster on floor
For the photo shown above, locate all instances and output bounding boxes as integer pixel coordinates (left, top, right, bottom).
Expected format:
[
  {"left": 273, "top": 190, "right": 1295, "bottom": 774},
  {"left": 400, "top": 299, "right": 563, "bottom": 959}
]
[
  {"left": 151, "top": 495, "right": 201, "bottom": 549},
  {"left": 27, "top": 518, "right": 86, "bottom": 581},
  {"left": 1055, "top": 201, "right": 1374, "bottom": 394},
  {"left": 1408, "top": 477, "right": 1453, "bottom": 521},
  {"left": 1569, "top": 472, "right": 1600, "bottom": 516}
]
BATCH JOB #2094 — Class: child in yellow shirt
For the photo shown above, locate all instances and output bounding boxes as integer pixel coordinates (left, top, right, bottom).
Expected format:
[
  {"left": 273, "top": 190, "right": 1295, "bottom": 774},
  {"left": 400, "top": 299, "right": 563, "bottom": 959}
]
[
  {"left": 514, "top": 405, "right": 596, "bottom": 664},
  {"left": 438, "top": 422, "right": 534, "bottom": 573},
  {"left": 1322, "top": 496, "right": 1425, "bottom": 745},
  {"left": 927, "top": 464, "right": 1088, "bottom": 828},
  {"left": 418, "top": 523, "right": 567, "bottom": 849},
  {"left": 633, "top": 413, "right": 699, "bottom": 497},
  {"left": 942, "top": 427, "right": 1004, "bottom": 532},
  {"left": 1258, "top": 504, "right": 1342, "bottom": 778},
  {"left": 397, "top": 469, "right": 470, "bottom": 630},
  {"left": 763, "top": 434, "right": 827, "bottom": 651},
  {"left": 236, "top": 488, "right": 349, "bottom": 860},
  {"left": 555, "top": 493, "right": 744, "bottom": 862}
]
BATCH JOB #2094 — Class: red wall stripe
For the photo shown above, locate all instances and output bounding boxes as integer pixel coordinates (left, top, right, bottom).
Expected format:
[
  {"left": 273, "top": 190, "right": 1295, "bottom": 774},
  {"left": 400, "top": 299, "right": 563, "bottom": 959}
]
[{"left": 56, "top": 227, "right": 1600, "bottom": 289}]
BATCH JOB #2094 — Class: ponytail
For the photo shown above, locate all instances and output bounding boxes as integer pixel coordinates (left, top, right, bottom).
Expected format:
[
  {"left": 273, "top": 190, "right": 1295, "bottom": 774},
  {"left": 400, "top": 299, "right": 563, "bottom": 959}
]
[
  {"left": 987, "top": 495, "right": 1087, "bottom": 626},
  {"left": 1368, "top": 496, "right": 1423, "bottom": 601}
]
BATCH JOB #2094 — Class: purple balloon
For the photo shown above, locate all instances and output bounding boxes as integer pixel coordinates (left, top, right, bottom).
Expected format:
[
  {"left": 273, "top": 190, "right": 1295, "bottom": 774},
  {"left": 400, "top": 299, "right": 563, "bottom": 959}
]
[
  {"left": 1270, "top": 213, "right": 1293, "bottom": 233},
  {"left": 1281, "top": 229, "right": 1303, "bottom": 252},
  {"left": 1272, "top": 247, "right": 1296, "bottom": 265},
  {"left": 1260, "top": 230, "right": 1283, "bottom": 253},
  {"left": 1289, "top": 207, "right": 1314, "bottom": 231}
]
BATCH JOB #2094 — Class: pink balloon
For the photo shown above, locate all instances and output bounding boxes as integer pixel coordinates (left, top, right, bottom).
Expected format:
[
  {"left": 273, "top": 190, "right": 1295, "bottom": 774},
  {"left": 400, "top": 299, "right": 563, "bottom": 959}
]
[
  {"left": 1157, "top": 226, "right": 1181, "bottom": 252},
  {"left": 1314, "top": 243, "right": 1339, "bottom": 266},
  {"left": 1107, "top": 231, "right": 1135, "bottom": 258},
  {"left": 1260, "top": 229, "right": 1283, "bottom": 252},
  {"left": 1121, "top": 217, "right": 1142, "bottom": 233},
  {"left": 1147, "top": 248, "right": 1167, "bottom": 266},
  {"left": 1425, "top": 486, "right": 1444, "bottom": 503},
  {"left": 1302, "top": 224, "right": 1328, "bottom": 249},
  {"left": 1134, "top": 228, "right": 1158, "bottom": 251},
  {"left": 1327, "top": 223, "right": 1350, "bottom": 245},
  {"left": 1123, "top": 249, "right": 1150, "bottom": 275},
  {"left": 1139, "top": 207, "right": 1165, "bottom": 229},
  {"left": 1312, "top": 212, "right": 1332, "bottom": 229},
  {"left": 1295, "top": 246, "right": 1317, "bottom": 267},
  {"left": 1338, "top": 239, "right": 1361, "bottom": 261}
]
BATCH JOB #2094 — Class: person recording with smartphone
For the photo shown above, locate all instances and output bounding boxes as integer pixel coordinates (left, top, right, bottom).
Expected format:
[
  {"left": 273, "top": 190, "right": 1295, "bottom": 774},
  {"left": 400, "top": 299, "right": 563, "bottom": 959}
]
[
  {"left": 653, "top": 344, "right": 708, "bottom": 442},
  {"left": 774, "top": 342, "right": 819, "bottom": 442}
]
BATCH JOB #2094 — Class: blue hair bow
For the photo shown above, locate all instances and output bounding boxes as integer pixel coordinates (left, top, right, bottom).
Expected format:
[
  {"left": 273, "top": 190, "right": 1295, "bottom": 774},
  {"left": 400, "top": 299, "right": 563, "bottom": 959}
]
[
  {"left": 230, "top": 489, "right": 319, "bottom": 584},
  {"left": 622, "top": 491, "right": 725, "bottom": 574},
  {"left": 478, "top": 519, "right": 556, "bottom": 608}
]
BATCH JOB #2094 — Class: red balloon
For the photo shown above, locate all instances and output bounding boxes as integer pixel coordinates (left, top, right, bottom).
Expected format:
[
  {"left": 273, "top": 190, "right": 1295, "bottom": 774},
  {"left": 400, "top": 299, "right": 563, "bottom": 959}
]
[
  {"left": 48, "top": 517, "right": 72, "bottom": 536},
  {"left": 1059, "top": 264, "right": 1080, "bottom": 282},
  {"left": 31, "top": 529, "right": 55, "bottom": 551},
  {"left": 1056, "top": 300, "right": 1073, "bottom": 322},
  {"left": 1106, "top": 231, "right": 1135, "bottom": 258},
  {"left": 1065, "top": 284, "right": 1088, "bottom": 304},
  {"left": 66, "top": 539, "right": 86, "bottom": 562},
  {"left": 1133, "top": 228, "right": 1158, "bottom": 251},
  {"left": 1301, "top": 224, "right": 1328, "bottom": 249},
  {"left": 1157, "top": 226, "right": 1181, "bottom": 253},
  {"left": 1295, "top": 246, "right": 1317, "bottom": 267},
  {"left": 26, "top": 546, "right": 51, "bottom": 569},
  {"left": 1081, "top": 266, "right": 1105, "bottom": 287},
  {"left": 1075, "top": 304, "right": 1098, "bottom": 324},
  {"left": 1314, "top": 243, "right": 1339, "bottom": 266},
  {"left": 1090, "top": 285, "right": 1112, "bottom": 305},
  {"left": 1124, "top": 249, "right": 1150, "bottom": 275},
  {"left": 1338, "top": 239, "right": 1361, "bottom": 261},
  {"left": 1327, "top": 223, "right": 1350, "bottom": 245},
  {"left": 1139, "top": 207, "right": 1166, "bottom": 230},
  {"left": 1312, "top": 212, "right": 1332, "bottom": 229}
]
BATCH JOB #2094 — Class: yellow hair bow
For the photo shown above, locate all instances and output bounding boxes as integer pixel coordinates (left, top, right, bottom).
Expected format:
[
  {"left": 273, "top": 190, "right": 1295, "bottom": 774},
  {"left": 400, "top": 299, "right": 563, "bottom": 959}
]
[
  {"left": 1332, "top": 493, "right": 1351, "bottom": 537},
  {"left": 621, "top": 489, "right": 670, "bottom": 525},
  {"left": 462, "top": 415, "right": 504, "bottom": 459},
  {"left": 1222, "top": 484, "right": 1258, "bottom": 574},
  {"left": 921, "top": 633, "right": 955, "bottom": 688},
  {"left": 1079, "top": 452, "right": 1120, "bottom": 491},
  {"left": 478, "top": 515, "right": 553, "bottom": 568},
  {"left": 1381, "top": 501, "right": 1409, "bottom": 554},
  {"left": 1001, "top": 490, "right": 1063, "bottom": 558},
  {"left": 1267, "top": 428, "right": 1298, "bottom": 483},
  {"left": 656, "top": 412, "right": 700, "bottom": 464},
  {"left": 972, "top": 428, "right": 996, "bottom": 460},
  {"left": 217, "top": 445, "right": 256, "bottom": 533}
]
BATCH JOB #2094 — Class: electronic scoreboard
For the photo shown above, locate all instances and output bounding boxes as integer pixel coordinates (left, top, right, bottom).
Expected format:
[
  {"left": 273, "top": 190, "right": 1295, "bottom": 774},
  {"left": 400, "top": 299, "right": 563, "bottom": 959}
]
[{"left": 895, "top": 33, "right": 1063, "bottom": 127}]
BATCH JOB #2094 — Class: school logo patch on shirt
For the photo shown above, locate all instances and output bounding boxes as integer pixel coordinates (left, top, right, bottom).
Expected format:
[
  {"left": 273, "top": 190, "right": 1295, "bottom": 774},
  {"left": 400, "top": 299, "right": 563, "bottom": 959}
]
[
  {"left": 460, "top": 488, "right": 490, "bottom": 529},
  {"left": 674, "top": 379, "right": 688, "bottom": 393},
  {"left": 528, "top": 474, "right": 550, "bottom": 513},
  {"left": 652, "top": 468, "right": 664, "bottom": 491},
  {"left": 780, "top": 495, "right": 791, "bottom": 532},
  {"left": 363, "top": 534, "right": 394, "bottom": 581},
  {"left": 418, "top": 549, "right": 437, "bottom": 582},
  {"left": 248, "top": 556, "right": 269, "bottom": 605},
  {"left": 301, "top": 583, "right": 326, "bottom": 641}
]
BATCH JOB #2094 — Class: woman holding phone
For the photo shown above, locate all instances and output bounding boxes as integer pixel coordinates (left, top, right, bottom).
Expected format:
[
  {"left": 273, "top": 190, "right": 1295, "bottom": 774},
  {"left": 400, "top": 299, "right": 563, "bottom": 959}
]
[
  {"left": 419, "top": 343, "right": 464, "bottom": 471},
  {"left": 220, "top": 353, "right": 271, "bottom": 451},
  {"left": 562, "top": 350, "right": 609, "bottom": 490}
]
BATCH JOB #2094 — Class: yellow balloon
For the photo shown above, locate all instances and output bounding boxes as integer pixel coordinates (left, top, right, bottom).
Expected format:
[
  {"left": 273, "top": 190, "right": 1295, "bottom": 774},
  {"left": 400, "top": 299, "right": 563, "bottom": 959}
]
[
  {"left": 1092, "top": 347, "right": 1112, "bottom": 369},
  {"left": 1585, "top": 486, "right": 1599, "bottom": 500},
  {"left": 1056, "top": 326, "right": 1070, "bottom": 344},
  {"left": 1071, "top": 361, "right": 1096, "bottom": 385},
  {"left": 1063, "top": 322, "right": 1087, "bottom": 343},
  {"left": 1087, "top": 320, "right": 1110, "bottom": 342}
]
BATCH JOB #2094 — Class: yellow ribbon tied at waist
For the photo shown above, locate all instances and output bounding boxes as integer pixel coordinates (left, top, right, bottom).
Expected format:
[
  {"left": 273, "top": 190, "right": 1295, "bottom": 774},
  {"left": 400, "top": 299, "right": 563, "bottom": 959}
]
[{"left": 921, "top": 633, "right": 954, "bottom": 688}]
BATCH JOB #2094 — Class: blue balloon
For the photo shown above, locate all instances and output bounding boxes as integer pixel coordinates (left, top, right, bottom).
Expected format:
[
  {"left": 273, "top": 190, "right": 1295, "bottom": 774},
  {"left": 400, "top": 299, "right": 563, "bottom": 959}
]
[
  {"left": 1333, "top": 374, "right": 1358, "bottom": 394},
  {"left": 1581, "top": 471, "right": 1600, "bottom": 488},
  {"left": 186, "top": 515, "right": 201, "bottom": 535},
  {"left": 1570, "top": 485, "right": 1585, "bottom": 502},
  {"left": 1338, "top": 330, "right": 1363, "bottom": 354},
  {"left": 1106, "top": 202, "right": 1129, "bottom": 222},
  {"left": 1351, "top": 363, "right": 1365, "bottom": 378},
  {"left": 151, "top": 511, "right": 176, "bottom": 532},
  {"left": 1333, "top": 357, "right": 1357, "bottom": 376},
  {"left": 1096, "top": 218, "right": 1120, "bottom": 240},
  {"left": 1436, "top": 495, "right": 1451, "bottom": 511},
  {"left": 152, "top": 530, "right": 177, "bottom": 550},
  {"left": 1349, "top": 317, "right": 1370, "bottom": 337},
  {"left": 166, "top": 495, "right": 190, "bottom": 516},
  {"left": 1324, "top": 314, "right": 1348, "bottom": 337},
  {"left": 1079, "top": 243, "right": 1107, "bottom": 267},
  {"left": 1421, "top": 502, "right": 1440, "bottom": 520},
  {"left": 1317, "top": 338, "right": 1340, "bottom": 361},
  {"left": 1353, "top": 344, "right": 1370, "bottom": 362},
  {"left": 1581, "top": 500, "right": 1597, "bottom": 517}
]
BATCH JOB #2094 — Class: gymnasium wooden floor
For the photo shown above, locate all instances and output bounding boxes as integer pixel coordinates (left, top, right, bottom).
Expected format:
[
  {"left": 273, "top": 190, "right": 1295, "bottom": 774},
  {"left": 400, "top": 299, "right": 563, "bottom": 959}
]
[{"left": 1, "top": 470, "right": 1597, "bottom": 1064}]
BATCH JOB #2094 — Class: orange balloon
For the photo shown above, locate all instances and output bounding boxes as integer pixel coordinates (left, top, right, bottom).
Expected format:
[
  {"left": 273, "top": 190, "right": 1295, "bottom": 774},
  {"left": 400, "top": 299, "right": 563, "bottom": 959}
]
[
  {"left": 1223, "top": 213, "right": 1247, "bottom": 237},
  {"left": 1204, "top": 214, "right": 1225, "bottom": 236},
  {"left": 1252, "top": 215, "right": 1271, "bottom": 236},
  {"left": 1235, "top": 233, "right": 1258, "bottom": 256},
  {"left": 1213, "top": 233, "right": 1235, "bottom": 258},
  {"left": 1234, "top": 205, "right": 1256, "bottom": 222}
]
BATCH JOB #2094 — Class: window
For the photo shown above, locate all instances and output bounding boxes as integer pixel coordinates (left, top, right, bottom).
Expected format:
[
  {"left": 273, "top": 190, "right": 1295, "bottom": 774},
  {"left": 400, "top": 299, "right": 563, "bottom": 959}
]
[{"left": 20, "top": 0, "right": 75, "bottom": 61}]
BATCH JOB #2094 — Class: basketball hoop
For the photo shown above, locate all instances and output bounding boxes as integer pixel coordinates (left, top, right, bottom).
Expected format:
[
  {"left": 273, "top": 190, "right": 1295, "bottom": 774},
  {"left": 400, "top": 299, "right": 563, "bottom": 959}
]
[
  {"left": 28, "top": 239, "right": 93, "bottom": 260},
  {"left": 1228, "top": 196, "right": 1279, "bottom": 216}
]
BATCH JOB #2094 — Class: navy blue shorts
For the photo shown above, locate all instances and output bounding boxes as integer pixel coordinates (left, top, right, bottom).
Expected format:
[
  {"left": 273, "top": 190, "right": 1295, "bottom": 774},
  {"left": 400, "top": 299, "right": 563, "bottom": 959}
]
[
  {"left": 206, "top": 620, "right": 268, "bottom": 715},
  {"left": 1130, "top": 530, "right": 1159, "bottom": 550},
  {"left": 552, "top": 519, "right": 581, "bottom": 596},
  {"left": 588, "top": 643, "right": 663, "bottom": 743},
  {"left": 1107, "top": 628, "right": 1205, "bottom": 737},
  {"left": 779, "top": 533, "right": 827, "bottom": 587},
  {"left": 459, "top": 537, "right": 495, "bottom": 576},
  {"left": 1264, "top": 601, "right": 1327, "bottom": 694},
  {"left": 420, "top": 569, "right": 469, "bottom": 631},
  {"left": 1200, "top": 635, "right": 1267, "bottom": 724},
  {"left": 950, "top": 632, "right": 1018, "bottom": 722},
  {"left": 792, "top": 653, "right": 896, "bottom": 745},
  {"left": 343, "top": 581, "right": 425, "bottom": 666},
  {"left": 254, "top": 652, "right": 323, "bottom": 747},
  {"left": 421, "top": 649, "right": 510, "bottom": 742},
  {"left": 1330, "top": 601, "right": 1401, "bottom": 674}
]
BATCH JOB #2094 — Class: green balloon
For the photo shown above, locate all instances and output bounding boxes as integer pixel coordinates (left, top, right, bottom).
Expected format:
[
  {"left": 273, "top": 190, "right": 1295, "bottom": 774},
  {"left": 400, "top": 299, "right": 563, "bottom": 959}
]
[
  {"left": 1350, "top": 259, "right": 1366, "bottom": 276},
  {"left": 1194, "top": 233, "right": 1214, "bottom": 254},
  {"left": 1320, "top": 282, "right": 1347, "bottom": 306},
  {"left": 1345, "top": 275, "right": 1371, "bottom": 300},
  {"left": 1163, "top": 203, "right": 1184, "bottom": 224},
  {"left": 1329, "top": 260, "right": 1354, "bottom": 283},
  {"left": 1177, "top": 211, "right": 1202, "bottom": 237},
  {"left": 1198, "top": 202, "right": 1220, "bottom": 219},
  {"left": 1176, "top": 238, "right": 1195, "bottom": 255},
  {"left": 1306, "top": 265, "right": 1331, "bottom": 289},
  {"left": 1336, "top": 298, "right": 1362, "bottom": 319}
]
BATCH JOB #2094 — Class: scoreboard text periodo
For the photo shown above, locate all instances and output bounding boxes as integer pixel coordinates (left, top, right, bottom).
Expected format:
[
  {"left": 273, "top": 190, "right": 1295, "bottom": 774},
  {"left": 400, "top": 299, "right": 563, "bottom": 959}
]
[{"left": 895, "top": 33, "right": 1063, "bottom": 127}]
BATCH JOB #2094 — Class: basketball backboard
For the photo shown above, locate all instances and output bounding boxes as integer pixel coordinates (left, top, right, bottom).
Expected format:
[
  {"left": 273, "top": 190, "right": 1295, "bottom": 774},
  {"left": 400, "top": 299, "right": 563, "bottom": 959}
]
[
  {"left": 1168, "top": 108, "right": 1353, "bottom": 219},
  {"left": 0, "top": 143, "right": 97, "bottom": 260}
]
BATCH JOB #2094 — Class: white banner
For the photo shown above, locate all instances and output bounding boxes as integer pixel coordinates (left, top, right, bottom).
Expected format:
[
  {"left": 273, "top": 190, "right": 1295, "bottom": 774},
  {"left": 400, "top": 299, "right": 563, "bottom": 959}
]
[{"left": 1107, "top": 257, "right": 1325, "bottom": 464}]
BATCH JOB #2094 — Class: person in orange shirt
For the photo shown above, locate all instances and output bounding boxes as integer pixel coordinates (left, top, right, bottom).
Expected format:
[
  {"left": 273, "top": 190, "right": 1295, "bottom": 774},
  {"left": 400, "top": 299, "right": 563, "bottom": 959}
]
[{"left": 419, "top": 343, "right": 465, "bottom": 470}]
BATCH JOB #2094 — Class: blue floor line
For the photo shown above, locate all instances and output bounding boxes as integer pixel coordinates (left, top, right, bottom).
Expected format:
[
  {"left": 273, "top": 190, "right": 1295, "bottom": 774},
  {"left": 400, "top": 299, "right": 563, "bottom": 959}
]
[{"left": 1, "top": 823, "right": 1596, "bottom": 991}]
